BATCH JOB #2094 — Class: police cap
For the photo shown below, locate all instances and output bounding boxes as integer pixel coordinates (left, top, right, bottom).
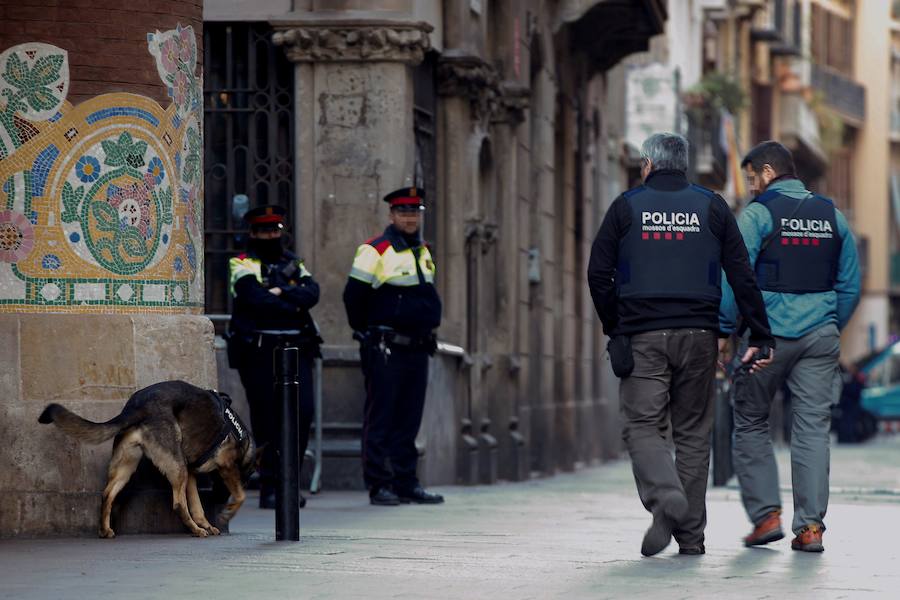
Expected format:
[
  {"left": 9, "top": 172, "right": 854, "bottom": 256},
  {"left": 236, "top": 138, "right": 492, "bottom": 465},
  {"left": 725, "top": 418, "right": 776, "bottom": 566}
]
[
  {"left": 244, "top": 204, "right": 286, "bottom": 231},
  {"left": 383, "top": 186, "right": 425, "bottom": 211}
]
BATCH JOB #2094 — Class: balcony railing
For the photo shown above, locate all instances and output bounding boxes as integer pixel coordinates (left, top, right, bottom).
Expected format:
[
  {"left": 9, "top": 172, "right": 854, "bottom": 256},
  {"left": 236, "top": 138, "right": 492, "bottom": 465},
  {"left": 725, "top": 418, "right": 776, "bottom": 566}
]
[
  {"left": 687, "top": 112, "right": 727, "bottom": 188},
  {"left": 811, "top": 63, "right": 866, "bottom": 123}
]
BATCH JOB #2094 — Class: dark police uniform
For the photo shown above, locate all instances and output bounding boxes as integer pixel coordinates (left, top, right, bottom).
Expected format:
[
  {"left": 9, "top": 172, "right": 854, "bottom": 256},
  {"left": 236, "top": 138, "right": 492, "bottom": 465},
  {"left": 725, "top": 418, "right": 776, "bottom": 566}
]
[
  {"left": 587, "top": 168, "right": 774, "bottom": 555},
  {"left": 227, "top": 204, "right": 321, "bottom": 508},
  {"left": 342, "top": 187, "right": 444, "bottom": 506}
]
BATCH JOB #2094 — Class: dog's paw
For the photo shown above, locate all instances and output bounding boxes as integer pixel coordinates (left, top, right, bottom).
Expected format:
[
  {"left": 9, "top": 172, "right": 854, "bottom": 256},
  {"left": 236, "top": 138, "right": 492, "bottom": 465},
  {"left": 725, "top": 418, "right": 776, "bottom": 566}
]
[
  {"left": 206, "top": 525, "right": 221, "bottom": 536},
  {"left": 98, "top": 527, "right": 115, "bottom": 539},
  {"left": 192, "top": 528, "right": 209, "bottom": 538}
]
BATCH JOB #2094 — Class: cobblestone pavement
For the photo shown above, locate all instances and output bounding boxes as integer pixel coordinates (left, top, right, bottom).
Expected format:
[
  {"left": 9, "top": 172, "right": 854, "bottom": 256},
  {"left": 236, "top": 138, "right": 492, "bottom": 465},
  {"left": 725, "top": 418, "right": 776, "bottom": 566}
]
[{"left": 3, "top": 436, "right": 900, "bottom": 599}]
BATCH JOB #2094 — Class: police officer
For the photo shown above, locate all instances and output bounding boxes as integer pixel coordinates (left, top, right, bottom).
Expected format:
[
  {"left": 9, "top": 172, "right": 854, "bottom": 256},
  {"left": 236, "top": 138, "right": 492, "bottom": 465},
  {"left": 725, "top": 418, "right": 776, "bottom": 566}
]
[
  {"left": 587, "top": 133, "right": 774, "bottom": 557},
  {"left": 720, "top": 141, "right": 861, "bottom": 552},
  {"left": 342, "top": 186, "right": 444, "bottom": 506},
  {"left": 227, "top": 204, "right": 321, "bottom": 509}
]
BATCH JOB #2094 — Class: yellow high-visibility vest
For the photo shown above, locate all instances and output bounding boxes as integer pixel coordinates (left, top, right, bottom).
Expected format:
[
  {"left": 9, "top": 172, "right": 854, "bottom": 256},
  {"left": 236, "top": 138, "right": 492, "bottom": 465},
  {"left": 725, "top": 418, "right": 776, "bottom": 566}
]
[
  {"left": 228, "top": 254, "right": 312, "bottom": 297},
  {"left": 349, "top": 241, "right": 436, "bottom": 288}
]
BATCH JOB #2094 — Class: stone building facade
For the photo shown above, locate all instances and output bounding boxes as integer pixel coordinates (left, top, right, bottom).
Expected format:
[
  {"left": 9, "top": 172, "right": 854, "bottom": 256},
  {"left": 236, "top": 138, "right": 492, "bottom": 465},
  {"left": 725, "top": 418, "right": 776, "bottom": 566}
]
[{"left": 206, "top": 0, "right": 666, "bottom": 488}]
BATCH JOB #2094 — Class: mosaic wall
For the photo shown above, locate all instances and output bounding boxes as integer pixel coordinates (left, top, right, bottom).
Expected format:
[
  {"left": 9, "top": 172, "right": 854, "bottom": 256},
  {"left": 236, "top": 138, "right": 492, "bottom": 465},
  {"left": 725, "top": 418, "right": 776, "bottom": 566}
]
[{"left": 0, "top": 25, "right": 203, "bottom": 313}]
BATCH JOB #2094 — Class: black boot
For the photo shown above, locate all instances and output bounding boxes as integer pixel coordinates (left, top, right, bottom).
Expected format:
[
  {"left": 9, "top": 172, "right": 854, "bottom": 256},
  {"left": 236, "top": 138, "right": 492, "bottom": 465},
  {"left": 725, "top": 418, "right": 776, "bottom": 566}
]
[{"left": 259, "top": 485, "right": 277, "bottom": 509}]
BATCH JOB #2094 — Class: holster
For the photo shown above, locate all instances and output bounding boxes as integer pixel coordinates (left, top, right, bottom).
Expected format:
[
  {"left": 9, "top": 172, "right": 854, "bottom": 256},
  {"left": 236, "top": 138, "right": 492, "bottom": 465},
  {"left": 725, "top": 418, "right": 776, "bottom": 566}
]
[{"left": 607, "top": 335, "right": 634, "bottom": 378}]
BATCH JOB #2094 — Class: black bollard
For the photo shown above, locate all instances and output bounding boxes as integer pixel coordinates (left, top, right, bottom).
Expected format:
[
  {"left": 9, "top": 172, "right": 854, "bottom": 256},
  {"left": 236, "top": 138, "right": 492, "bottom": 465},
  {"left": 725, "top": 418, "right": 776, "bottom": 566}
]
[{"left": 274, "top": 344, "right": 300, "bottom": 541}]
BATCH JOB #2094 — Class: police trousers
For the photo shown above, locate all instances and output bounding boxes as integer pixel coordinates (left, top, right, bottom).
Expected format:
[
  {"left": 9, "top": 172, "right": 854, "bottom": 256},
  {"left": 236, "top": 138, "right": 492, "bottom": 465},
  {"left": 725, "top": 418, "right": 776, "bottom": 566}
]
[
  {"left": 732, "top": 323, "right": 841, "bottom": 534},
  {"left": 237, "top": 341, "right": 314, "bottom": 490},
  {"left": 619, "top": 329, "right": 718, "bottom": 547},
  {"left": 360, "top": 343, "right": 429, "bottom": 493}
]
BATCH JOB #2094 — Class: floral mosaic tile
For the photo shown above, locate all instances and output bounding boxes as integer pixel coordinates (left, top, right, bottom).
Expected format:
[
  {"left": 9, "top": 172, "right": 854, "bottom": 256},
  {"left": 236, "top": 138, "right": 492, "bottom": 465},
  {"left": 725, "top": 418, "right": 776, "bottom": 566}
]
[{"left": 0, "top": 25, "right": 204, "bottom": 313}]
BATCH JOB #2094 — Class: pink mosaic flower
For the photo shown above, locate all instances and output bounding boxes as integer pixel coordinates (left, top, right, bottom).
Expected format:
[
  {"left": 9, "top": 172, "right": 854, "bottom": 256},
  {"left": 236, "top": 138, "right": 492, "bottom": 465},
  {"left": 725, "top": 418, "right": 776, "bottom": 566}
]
[
  {"left": 178, "top": 26, "right": 196, "bottom": 64},
  {"left": 0, "top": 210, "right": 35, "bottom": 263},
  {"left": 138, "top": 203, "right": 151, "bottom": 238},
  {"left": 173, "top": 71, "right": 189, "bottom": 106},
  {"left": 160, "top": 37, "right": 179, "bottom": 74}
]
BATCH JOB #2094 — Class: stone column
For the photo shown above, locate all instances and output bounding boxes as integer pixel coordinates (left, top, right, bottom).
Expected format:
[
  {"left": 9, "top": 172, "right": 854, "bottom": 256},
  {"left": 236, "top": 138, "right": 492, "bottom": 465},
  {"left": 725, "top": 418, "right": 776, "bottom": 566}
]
[
  {"left": 273, "top": 20, "right": 436, "bottom": 486},
  {"left": 0, "top": 3, "right": 213, "bottom": 537},
  {"left": 273, "top": 21, "right": 431, "bottom": 343}
]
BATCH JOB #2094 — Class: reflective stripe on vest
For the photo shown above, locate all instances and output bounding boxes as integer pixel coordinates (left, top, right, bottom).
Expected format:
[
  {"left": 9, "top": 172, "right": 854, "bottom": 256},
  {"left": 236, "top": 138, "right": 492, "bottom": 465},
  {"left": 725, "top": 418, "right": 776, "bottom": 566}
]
[
  {"left": 228, "top": 256, "right": 313, "bottom": 297},
  {"left": 753, "top": 190, "right": 842, "bottom": 293},
  {"left": 616, "top": 184, "right": 722, "bottom": 302},
  {"left": 349, "top": 241, "right": 436, "bottom": 288}
]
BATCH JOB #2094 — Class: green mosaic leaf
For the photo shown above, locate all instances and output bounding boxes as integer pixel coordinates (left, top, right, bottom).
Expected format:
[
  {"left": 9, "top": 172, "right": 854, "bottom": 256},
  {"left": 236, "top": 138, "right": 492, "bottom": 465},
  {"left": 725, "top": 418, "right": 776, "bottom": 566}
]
[
  {"left": 182, "top": 127, "right": 201, "bottom": 184},
  {"left": 101, "top": 139, "right": 125, "bottom": 167},
  {"left": 120, "top": 226, "right": 147, "bottom": 257},
  {"left": 2, "top": 53, "right": 29, "bottom": 89},
  {"left": 91, "top": 200, "right": 119, "bottom": 232},
  {"left": 103, "top": 132, "right": 150, "bottom": 168},
  {"left": 158, "top": 187, "right": 173, "bottom": 224},
  {"left": 30, "top": 55, "right": 63, "bottom": 86},
  {"left": 61, "top": 181, "right": 84, "bottom": 222},
  {"left": 25, "top": 86, "right": 57, "bottom": 112}
]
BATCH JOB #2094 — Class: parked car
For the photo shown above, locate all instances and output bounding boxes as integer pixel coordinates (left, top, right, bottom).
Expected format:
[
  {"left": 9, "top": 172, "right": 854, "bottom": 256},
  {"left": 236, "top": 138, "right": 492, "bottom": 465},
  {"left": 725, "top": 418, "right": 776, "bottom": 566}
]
[{"left": 859, "top": 341, "right": 900, "bottom": 421}]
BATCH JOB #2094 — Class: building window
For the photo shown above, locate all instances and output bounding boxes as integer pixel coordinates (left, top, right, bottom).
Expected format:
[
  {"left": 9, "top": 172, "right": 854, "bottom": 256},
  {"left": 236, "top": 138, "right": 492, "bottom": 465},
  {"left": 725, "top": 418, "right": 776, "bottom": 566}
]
[{"left": 413, "top": 52, "right": 438, "bottom": 246}]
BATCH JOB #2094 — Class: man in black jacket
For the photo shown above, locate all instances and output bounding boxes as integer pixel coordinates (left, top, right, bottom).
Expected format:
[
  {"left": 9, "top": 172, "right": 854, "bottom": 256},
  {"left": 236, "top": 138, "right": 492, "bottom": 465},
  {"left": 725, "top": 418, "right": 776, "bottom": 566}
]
[
  {"left": 587, "top": 133, "right": 774, "bottom": 556},
  {"left": 228, "top": 204, "right": 321, "bottom": 509},
  {"left": 343, "top": 186, "right": 444, "bottom": 506}
]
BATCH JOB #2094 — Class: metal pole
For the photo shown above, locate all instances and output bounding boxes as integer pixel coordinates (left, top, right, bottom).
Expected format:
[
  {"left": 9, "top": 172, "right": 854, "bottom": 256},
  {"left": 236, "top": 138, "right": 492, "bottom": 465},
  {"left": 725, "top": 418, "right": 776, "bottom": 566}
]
[{"left": 274, "top": 344, "right": 300, "bottom": 541}]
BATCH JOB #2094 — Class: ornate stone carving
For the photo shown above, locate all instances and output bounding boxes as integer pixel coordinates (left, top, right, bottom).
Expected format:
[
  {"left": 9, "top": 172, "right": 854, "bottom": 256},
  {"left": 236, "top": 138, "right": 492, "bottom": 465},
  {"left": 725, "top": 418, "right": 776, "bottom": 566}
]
[
  {"left": 493, "top": 82, "right": 531, "bottom": 124},
  {"left": 437, "top": 54, "right": 501, "bottom": 124},
  {"left": 273, "top": 22, "right": 432, "bottom": 65}
]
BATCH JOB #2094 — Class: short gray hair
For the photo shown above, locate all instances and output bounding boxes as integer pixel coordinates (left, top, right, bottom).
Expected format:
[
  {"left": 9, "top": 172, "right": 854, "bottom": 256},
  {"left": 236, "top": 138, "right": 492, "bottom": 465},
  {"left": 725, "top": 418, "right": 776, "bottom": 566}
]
[{"left": 640, "top": 133, "right": 689, "bottom": 172}]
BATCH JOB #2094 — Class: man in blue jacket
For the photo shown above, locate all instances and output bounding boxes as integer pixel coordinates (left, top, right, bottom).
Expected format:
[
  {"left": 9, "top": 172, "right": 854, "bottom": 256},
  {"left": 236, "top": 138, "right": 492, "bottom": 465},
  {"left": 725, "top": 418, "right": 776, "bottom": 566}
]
[{"left": 720, "top": 141, "right": 861, "bottom": 552}]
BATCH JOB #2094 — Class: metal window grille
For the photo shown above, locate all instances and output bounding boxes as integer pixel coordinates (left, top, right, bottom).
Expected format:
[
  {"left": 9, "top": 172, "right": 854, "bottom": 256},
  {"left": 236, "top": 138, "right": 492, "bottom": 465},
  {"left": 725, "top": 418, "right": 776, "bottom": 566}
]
[{"left": 203, "top": 22, "right": 295, "bottom": 325}]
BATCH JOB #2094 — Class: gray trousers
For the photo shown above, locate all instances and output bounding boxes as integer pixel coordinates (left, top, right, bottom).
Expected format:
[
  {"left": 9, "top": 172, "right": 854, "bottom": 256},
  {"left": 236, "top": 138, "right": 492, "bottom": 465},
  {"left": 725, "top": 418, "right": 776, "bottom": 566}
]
[
  {"left": 620, "top": 329, "right": 717, "bottom": 547},
  {"left": 732, "top": 323, "right": 841, "bottom": 534}
]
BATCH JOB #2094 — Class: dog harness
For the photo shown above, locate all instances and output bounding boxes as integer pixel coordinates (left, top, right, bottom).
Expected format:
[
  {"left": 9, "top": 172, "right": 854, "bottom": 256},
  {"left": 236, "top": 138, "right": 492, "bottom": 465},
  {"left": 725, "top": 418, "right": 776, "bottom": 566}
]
[{"left": 188, "top": 390, "right": 250, "bottom": 470}]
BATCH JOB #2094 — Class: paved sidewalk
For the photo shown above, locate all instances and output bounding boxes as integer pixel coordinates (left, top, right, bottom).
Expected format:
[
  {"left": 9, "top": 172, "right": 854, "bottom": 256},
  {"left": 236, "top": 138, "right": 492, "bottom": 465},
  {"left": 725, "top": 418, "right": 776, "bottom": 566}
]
[{"left": 3, "top": 438, "right": 900, "bottom": 599}]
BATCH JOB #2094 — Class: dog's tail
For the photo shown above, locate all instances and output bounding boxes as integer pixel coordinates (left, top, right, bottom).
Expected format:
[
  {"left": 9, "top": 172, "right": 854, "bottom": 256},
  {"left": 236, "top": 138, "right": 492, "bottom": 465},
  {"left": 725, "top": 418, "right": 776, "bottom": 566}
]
[{"left": 38, "top": 404, "right": 139, "bottom": 444}]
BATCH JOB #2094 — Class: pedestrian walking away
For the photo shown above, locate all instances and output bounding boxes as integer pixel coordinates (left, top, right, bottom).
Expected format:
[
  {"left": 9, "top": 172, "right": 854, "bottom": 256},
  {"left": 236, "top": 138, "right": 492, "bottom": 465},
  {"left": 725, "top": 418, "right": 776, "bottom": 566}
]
[
  {"left": 588, "top": 133, "right": 774, "bottom": 557},
  {"left": 226, "top": 204, "right": 322, "bottom": 510},
  {"left": 720, "top": 141, "right": 861, "bottom": 553},
  {"left": 343, "top": 186, "right": 445, "bottom": 507}
]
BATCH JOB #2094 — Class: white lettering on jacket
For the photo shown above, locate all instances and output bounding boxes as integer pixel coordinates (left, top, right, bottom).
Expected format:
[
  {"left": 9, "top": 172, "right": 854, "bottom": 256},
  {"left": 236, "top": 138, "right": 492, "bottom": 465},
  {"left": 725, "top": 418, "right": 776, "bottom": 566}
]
[
  {"left": 780, "top": 218, "right": 833, "bottom": 233},
  {"left": 642, "top": 211, "right": 701, "bottom": 226}
]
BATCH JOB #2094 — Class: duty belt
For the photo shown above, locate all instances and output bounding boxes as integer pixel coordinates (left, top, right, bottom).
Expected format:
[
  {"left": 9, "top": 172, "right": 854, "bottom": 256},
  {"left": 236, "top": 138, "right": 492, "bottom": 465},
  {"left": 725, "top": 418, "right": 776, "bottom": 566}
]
[
  {"left": 252, "top": 328, "right": 320, "bottom": 349},
  {"left": 364, "top": 326, "right": 436, "bottom": 350}
]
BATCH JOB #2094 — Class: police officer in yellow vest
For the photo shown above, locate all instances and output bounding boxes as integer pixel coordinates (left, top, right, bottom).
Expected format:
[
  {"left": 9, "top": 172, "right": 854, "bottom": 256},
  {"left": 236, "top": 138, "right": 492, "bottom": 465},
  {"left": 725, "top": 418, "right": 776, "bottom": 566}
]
[
  {"left": 343, "top": 187, "right": 444, "bottom": 506},
  {"left": 227, "top": 204, "right": 321, "bottom": 509}
]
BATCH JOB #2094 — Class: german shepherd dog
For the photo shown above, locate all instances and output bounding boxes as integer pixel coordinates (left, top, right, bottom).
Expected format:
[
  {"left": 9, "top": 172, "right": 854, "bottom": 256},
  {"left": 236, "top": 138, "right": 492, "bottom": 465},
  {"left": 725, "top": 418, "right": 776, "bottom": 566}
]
[{"left": 38, "top": 380, "right": 255, "bottom": 538}]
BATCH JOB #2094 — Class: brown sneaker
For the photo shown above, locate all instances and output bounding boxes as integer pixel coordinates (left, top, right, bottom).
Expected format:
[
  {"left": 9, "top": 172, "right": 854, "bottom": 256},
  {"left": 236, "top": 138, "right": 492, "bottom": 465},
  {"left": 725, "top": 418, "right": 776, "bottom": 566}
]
[
  {"left": 791, "top": 524, "right": 824, "bottom": 552},
  {"left": 743, "top": 510, "right": 785, "bottom": 547}
]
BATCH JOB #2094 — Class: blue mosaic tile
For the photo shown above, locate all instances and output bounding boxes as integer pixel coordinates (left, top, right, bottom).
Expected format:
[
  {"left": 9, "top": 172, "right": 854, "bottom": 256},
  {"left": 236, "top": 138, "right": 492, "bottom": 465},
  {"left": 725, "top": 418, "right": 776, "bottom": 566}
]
[
  {"left": 42, "top": 254, "right": 61, "bottom": 270},
  {"left": 69, "top": 232, "right": 80, "bottom": 243},
  {"left": 85, "top": 107, "right": 160, "bottom": 127},
  {"left": 31, "top": 145, "right": 60, "bottom": 197}
]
